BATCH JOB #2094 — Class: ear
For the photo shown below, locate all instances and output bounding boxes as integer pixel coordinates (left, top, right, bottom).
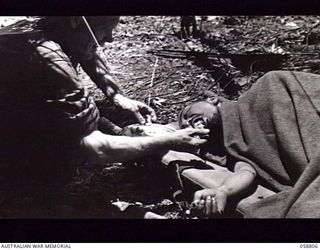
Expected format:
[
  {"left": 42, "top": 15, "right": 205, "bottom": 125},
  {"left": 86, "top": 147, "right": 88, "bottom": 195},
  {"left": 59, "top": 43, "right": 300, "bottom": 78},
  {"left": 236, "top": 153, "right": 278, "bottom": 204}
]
[
  {"left": 202, "top": 90, "right": 218, "bottom": 104},
  {"left": 178, "top": 105, "right": 191, "bottom": 129},
  {"left": 178, "top": 108, "right": 186, "bottom": 128},
  {"left": 211, "top": 97, "right": 220, "bottom": 105},
  {"left": 70, "top": 16, "right": 82, "bottom": 29}
]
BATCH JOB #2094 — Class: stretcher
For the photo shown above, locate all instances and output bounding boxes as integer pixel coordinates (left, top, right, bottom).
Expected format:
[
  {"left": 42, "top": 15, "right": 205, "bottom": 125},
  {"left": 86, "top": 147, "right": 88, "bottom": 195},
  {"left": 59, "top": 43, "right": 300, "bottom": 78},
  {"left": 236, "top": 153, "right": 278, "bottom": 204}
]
[
  {"left": 161, "top": 150, "right": 275, "bottom": 215},
  {"left": 123, "top": 123, "right": 276, "bottom": 215}
]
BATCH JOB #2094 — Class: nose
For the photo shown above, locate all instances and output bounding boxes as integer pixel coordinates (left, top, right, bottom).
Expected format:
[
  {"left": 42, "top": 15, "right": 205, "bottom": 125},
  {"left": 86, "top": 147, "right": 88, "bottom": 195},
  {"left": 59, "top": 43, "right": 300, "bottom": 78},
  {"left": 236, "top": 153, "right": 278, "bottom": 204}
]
[
  {"left": 99, "top": 36, "right": 112, "bottom": 45},
  {"left": 105, "top": 36, "right": 113, "bottom": 43},
  {"left": 99, "top": 30, "right": 113, "bottom": 44}
]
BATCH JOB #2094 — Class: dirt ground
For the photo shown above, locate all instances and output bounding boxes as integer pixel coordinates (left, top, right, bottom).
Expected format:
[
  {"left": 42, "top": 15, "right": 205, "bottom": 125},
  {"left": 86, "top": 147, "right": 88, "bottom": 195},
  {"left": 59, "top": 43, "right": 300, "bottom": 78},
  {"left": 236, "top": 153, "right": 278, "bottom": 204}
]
[
  {"left": 2, "top": 16, "right": 320, "bottom": 218},
  {"left": 77, "top": 16, "right": 320, "bottom": 219}
]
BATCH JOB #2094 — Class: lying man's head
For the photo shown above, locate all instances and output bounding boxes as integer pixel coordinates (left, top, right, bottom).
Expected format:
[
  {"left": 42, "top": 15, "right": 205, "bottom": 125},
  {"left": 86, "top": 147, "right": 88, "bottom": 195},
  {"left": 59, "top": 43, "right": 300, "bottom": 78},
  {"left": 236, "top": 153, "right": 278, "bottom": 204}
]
[
  {"left": 179, "top": 101, "right": 221, "bottom": 130},
  {"left": 179, "top": 101, "right": 224, "bottom": 155}
]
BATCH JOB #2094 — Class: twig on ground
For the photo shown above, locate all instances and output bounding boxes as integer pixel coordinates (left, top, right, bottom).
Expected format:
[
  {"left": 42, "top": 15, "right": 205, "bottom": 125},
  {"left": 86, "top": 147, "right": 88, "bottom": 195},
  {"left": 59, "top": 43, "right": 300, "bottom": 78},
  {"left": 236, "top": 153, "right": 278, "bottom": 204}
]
[
  {"left": 137, "top": 70, "right": 177, "bottom": 91},
  {"left": 148, "top": 56, "right": 159, "bottom": 106},
  {"left": 150, "top": 90, "right": 190, "bottom": 99},
  {"left": 168, "top": 93, "right": 204, "bottom": 105}
]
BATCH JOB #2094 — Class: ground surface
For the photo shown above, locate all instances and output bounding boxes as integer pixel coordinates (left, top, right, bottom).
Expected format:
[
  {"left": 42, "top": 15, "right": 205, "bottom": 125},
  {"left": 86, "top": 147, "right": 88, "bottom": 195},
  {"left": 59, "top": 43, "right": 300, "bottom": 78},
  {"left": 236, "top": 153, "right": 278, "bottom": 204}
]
[
  {"left": 2, "top": 16, "right": 320, "bottom": 218},
  {"left": 79, "top": 16, "right": 320, "bottom": 219}
]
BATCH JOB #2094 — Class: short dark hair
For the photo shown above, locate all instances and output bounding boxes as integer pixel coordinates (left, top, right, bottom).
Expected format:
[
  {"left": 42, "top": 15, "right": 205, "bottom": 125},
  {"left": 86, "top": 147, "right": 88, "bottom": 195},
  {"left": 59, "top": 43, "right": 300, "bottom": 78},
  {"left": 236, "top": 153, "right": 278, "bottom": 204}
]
[
  {"left": 36, "top": 16, "right": 72, "bottom": 32},
  {"left": 36, "top": 16, "right": 120, "bottom": 35}
]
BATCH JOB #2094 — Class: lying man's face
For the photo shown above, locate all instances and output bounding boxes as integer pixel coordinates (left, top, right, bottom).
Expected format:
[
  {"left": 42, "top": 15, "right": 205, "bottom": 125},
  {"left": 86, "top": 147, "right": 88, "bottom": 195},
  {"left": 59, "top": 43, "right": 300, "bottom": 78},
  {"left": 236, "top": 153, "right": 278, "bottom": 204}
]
[{"left": 179, "top": 101, "right": 220, "bottom": 130}]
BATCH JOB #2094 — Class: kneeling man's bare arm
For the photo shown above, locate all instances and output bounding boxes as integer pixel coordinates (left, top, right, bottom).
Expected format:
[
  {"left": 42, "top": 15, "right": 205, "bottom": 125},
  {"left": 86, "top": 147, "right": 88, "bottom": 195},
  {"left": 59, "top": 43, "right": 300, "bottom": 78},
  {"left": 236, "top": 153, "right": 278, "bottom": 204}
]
[{"left": 80, "top": 128, "right": 209, "bottom": 164}]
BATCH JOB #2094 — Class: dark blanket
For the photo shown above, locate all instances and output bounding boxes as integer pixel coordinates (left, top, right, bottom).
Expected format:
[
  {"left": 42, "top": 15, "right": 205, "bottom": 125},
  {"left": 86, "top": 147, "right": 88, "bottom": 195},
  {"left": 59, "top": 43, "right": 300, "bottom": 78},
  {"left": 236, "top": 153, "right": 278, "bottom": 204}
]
[{"left": 220, "top": 71, "right": 320, "bottom": 218}]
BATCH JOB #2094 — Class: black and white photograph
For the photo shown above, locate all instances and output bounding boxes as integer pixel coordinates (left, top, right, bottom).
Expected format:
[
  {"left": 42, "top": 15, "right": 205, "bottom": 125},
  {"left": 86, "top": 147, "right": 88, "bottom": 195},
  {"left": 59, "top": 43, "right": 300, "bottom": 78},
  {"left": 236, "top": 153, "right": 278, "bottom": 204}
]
[{"left": 0, "top": 15, "right": 319, "bottom": 223}]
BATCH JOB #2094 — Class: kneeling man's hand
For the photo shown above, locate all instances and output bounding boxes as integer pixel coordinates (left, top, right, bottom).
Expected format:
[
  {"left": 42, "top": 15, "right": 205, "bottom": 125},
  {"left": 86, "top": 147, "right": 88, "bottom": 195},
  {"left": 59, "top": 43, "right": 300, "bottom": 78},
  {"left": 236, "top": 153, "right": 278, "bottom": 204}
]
[
  {"left": 113, "top": 94, "right": 156, "bottom": 125},
  {"left": 169, "top": 128, "right": 209, "bottom": 152}
]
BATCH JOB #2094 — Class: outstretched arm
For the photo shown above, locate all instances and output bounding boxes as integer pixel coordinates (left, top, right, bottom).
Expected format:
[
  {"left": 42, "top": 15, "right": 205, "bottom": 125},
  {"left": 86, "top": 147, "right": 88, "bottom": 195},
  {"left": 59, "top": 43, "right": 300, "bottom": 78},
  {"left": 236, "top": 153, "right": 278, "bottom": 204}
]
[
  {"left": 80, "top": 128, "right": 209, "bottom": 164},
  {"left": 193, "top": 161, "right": 256, "bottom": 215}
]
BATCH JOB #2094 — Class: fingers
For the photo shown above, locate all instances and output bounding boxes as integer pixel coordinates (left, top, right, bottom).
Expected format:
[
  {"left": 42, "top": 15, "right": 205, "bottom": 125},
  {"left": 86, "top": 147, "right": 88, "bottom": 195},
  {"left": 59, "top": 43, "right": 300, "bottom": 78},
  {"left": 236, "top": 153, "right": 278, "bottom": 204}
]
[
  {"left": 139, "top": 103, "right": 157, "bottom": 122},
  {"left": 115, "top": 96, "right": 156, "bottom": 125},
  {"left": 204, "top": 196, "right": 219, "bottom": 216},
  {"left": 198, "top": 198, "right": 205, "bottom": 210},
  {"left": 193, "top": 189, "right": 214, "bottom": 203},
  {"left": 193, "top": 138, "right": 208, "bottom": 145},
  {"left": 215, "top": 191, "right": 228, "bottom": 214},
  {"left": 194, "top": 190, "right": 205, "bottom": 203},
  {"left": 182, "top": 128, "right": 210, "bottom": 136},
  {"left": 191, "top": 128, "right": 210, "bottom": 135},
  {"left": 188, "top": 128, "right": 210, "bottom": 146},
  {"left": 205, "top": 196, "right": 212, "bottom": 216},
  {"left": 211, "top": 198, "right": 218, "bottom": 215},
  {"left": 187, "top": 138, "right": 207, "bottom": 149},
  {"left": 172, "top": 129, "right": 208, "bottom": 152},
  {"left": 193, "top": 189, "right": 221, "bottom": 216},
  {"left": 151, "top": 114, "right": 157, "bottom": 122},
  {"left": 131, "top": 101, "right": 157, "bottom": 125},
  {"left": 145, "top": 115, "right": 152, "bottom": 125},
  {"left": 133, "top": 111, "right": 146, "bottom": 125},
  {"left": 188, "top": 136, "right": 208, "bottom": 148},
  {"left": 177, "top": 128, "right": 209, "bottom": 141},
  {"left": 143, "top": 105, "right": 157, "bottom": 122}
]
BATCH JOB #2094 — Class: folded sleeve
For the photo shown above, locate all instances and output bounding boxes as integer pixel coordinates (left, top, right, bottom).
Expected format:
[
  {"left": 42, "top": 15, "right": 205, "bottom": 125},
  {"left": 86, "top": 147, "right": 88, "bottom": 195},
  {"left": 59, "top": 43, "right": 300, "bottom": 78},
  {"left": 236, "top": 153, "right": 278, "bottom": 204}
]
[{"left": 32, "top": 40, "right": 100, "bottom": 143}]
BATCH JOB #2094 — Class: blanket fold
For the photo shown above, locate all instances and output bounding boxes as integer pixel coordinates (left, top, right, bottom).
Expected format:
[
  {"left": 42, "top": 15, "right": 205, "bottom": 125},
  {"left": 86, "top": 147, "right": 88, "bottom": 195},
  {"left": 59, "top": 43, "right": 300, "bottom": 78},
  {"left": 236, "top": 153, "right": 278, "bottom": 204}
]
[{"left": 221, "top": 71, "right": 320, "bottom": 218}]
